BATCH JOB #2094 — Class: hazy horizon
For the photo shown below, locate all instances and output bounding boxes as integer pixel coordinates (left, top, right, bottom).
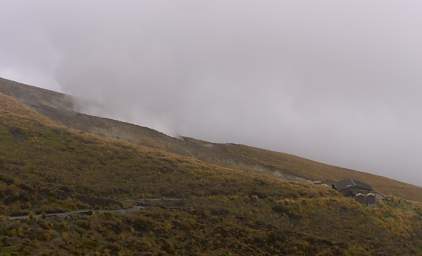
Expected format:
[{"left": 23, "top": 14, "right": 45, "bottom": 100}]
[{"left": 1, "top": 0, "right": 422, "bottom": 186}]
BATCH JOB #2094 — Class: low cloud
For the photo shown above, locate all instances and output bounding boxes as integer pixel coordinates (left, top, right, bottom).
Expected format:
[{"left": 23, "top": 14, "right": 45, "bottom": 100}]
[{"left": 1, "top": 0, "right": 422, "bottom": 185}]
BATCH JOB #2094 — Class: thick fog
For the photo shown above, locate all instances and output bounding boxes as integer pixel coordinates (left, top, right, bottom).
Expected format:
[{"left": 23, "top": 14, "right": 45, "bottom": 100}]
[{"left": 1, "top": 0, "right": 422, "bottom": 185}]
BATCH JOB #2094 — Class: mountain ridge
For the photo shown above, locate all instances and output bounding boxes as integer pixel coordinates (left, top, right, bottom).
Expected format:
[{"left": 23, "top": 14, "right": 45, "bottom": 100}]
[
  {"left": 0, "top": 83, "right": 421, "bottom": 255},
  {"left": 0, "top": 77, "right": 421, "bottom": 202}
]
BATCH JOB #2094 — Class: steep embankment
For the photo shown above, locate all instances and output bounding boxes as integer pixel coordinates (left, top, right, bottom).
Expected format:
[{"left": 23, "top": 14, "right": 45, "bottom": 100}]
[
  {"left": 0, "top": 92, "right": 422, "bottom": 255},
  {"left": 1, "top": 77, "right": 421, "bottom": 202}
]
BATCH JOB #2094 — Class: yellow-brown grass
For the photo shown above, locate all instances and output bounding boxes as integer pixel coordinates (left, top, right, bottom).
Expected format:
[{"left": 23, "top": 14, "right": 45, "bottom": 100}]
[{"left": 0, "top": 95, "right": 421, "bottom": 255}]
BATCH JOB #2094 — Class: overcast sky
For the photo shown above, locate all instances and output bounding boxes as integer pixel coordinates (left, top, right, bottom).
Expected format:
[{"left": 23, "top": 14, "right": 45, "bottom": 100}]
[{"left": 1, "top": 0, "right": 422, "bottom": 185}]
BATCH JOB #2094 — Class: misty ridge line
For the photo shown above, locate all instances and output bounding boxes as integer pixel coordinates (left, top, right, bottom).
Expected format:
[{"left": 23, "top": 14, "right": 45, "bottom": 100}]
[
  {"left": 1, "top": 76, "right": 421, "bottom": 193},
  {"left": 1, "top": 1, "right": 422, "bottom": 185}
]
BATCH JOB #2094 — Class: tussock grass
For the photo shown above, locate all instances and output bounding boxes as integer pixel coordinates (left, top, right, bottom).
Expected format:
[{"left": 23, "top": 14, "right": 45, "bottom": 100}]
[
  {"left": 1, "top": 79, "right": 421, "bottom": 203},
  {"left": 0, "top": 92, "right": 421, "bottom": 255}
]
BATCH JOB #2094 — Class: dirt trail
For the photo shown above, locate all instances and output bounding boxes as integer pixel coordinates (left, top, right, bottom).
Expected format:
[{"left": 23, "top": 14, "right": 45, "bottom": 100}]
[
  {"left": 8, "top": 206, "right": 145, "bottom": 221},
  {"left": 8, "top": 198, "right": 185, "bottom": 221}
]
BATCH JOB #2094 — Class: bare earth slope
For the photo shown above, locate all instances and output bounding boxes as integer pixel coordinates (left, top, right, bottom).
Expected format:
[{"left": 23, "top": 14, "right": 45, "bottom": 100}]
[{"left": 0, "top": 77, "right": 421, "bottom": 202}]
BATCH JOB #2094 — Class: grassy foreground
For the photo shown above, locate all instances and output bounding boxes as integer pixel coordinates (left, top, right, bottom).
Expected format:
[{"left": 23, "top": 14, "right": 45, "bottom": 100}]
[{"left": 0, "top": 93, "right": 421, "bottom": 255}]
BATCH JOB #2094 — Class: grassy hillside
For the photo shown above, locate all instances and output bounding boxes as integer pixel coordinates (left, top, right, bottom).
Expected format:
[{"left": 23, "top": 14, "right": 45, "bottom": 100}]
[
  {"left": 1, "top": 77, "right": 421, "bottom": 202},
  {"left": 0, "top": 92, "right": 422, "bottom": 255}
]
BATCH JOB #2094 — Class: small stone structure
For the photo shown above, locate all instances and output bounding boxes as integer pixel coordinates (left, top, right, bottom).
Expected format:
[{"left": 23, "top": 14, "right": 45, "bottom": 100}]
[
  {"left": 332, "top": 179, "right": 373, "bottom": 197},
  {"left": 332, "top": 179, "right": 381, "bottom": 205},
  {"left": 355, "top": 193, "right": 377, "bottom": 206}
]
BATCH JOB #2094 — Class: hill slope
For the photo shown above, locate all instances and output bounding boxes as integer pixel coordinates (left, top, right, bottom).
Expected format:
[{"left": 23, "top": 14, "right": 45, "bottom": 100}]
[
  {"left": 1, "top": 77, "right": 421, "bottom": 202},
  {"left": 0, "top": 92, "right": 422, "bottom": 255}
]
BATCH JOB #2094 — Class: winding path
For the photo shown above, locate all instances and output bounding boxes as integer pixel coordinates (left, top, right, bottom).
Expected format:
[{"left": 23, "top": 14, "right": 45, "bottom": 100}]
[
  {"left": 8, "top": 198, "right": 185, "bottom": 221},
  {"left": 8, "top": 206, "right": 145, "bottom": 221}
]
